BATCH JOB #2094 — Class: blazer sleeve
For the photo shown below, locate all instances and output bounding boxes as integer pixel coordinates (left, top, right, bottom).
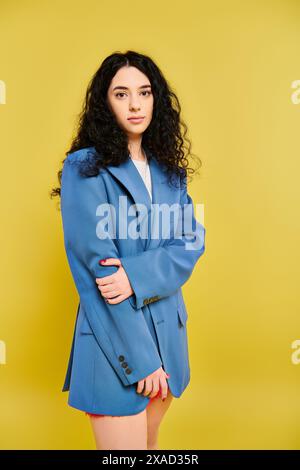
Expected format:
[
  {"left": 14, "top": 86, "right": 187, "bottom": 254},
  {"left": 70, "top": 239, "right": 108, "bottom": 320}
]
[
  {"left": 60, "top": 157, "right": 162, "bottom": 387},
  {"left": 120, "top": 184, "right": 206, "bottom": 310}
]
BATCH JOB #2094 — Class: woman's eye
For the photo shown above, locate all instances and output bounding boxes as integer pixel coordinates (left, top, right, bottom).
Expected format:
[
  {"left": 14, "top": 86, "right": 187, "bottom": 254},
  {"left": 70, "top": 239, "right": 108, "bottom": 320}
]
[{"left": 115, "top": 91, "right": 152, "bottom": 98}]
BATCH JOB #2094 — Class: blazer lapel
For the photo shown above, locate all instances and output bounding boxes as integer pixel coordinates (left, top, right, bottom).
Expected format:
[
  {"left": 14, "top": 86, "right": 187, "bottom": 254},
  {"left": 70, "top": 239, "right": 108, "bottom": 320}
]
[
  {"left": 100, "top": 146, "right": 179, "bottom": 249},
  {"left": 104, "top": 147, "right": 160, "bottom": 209},
  {"left": 147, "top": 147, "right": 179, "bottom": 207}
]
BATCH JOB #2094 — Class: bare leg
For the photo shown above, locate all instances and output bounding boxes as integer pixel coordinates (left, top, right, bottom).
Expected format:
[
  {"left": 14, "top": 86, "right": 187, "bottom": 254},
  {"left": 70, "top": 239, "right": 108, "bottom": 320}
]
[
  {"left": 146, "top": 392, "right": 174, "bottom": 450},
  {"left": 88, "top": 408, "right": 148, "bottom": 450}
]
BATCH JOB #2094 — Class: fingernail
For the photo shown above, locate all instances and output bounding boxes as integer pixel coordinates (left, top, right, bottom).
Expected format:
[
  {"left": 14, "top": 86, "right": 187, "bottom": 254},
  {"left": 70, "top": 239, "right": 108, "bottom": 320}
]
[{"left": 99, "top": 259, "right": 106, "bottom": 264}]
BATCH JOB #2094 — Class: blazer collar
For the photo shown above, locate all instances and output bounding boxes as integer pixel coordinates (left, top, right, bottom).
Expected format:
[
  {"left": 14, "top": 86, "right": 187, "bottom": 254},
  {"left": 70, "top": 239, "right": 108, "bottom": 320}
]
[{"left": 102, "top": 146, "right": 179, "bottom": 214}]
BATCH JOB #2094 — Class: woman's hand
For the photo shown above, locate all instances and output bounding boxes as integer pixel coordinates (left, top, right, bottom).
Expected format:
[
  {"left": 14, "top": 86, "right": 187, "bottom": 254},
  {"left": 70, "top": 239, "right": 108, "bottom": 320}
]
[
  {"left": 136, "top": 367, "right": 170, "bottom": 400},
  {"left": 95, "top": 258, "right": 134, "bottom": 304}
]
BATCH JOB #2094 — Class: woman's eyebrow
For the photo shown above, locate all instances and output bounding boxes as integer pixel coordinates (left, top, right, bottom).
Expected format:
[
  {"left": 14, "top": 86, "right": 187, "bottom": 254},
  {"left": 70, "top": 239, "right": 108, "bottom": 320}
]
[{"left": 112, "top": 84, "right": 152, "bottom": 91}]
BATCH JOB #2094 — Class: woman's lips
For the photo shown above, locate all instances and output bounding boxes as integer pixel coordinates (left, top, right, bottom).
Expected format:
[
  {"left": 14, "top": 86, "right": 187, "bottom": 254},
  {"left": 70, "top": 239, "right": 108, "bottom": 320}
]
[{"left": 127, "top": 117, "right": 145, "bottom": 123}]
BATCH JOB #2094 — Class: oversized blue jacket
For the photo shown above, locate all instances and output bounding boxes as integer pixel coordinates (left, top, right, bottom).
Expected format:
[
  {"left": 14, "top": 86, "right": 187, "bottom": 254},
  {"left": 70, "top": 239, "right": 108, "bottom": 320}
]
[{"left": 60, "top": 146, "right": 206, "bottom": 416}]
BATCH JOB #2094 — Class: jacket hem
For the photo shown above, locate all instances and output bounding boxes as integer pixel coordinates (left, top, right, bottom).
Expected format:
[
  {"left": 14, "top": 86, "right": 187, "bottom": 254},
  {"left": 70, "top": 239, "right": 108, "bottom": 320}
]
[{"left": 66, "top": 399, "right": 151, "bottom": 417}]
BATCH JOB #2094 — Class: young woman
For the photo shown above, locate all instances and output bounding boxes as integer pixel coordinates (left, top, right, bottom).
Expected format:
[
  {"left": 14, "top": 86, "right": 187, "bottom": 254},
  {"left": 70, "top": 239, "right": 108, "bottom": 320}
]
[{"left": 51, "top": 50, "right": 206, "bottom": 450}]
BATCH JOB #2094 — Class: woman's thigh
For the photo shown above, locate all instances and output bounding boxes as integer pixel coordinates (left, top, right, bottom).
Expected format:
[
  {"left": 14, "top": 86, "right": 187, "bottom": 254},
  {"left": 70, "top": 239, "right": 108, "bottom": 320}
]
[
  {"left": 146, "top": 392, "right": 174, "bottom": 448},
  {"left": 89, "top": 408, "right": 148, "bottom": 450}
]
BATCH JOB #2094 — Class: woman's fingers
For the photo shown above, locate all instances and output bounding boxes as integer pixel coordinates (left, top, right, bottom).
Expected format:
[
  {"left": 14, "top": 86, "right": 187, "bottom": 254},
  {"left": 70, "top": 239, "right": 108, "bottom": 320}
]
[
  {"left": 100, "top": 290, "right": 133, "bottom": 304},
  {"left": 95, "top": 265, "right": 133, "bottom": 302},
  {"left": 136, "top": 379, "right": 145, "bottom": 394},
  {"left": 105, "top": 294, "right": 128, "bottom": 304},
  {"left": 98, "top": 283, "right": 116, "bottom": 293},
  {"left": 143, "top": 377, "right": 153, "bottom": 397},
  {"left": 136, "top": 368, "right": 170, "bottom": 398},
  {"left": 159, "top": 375, "right": 169, "bottom": 400},
  {"left": 149, "top": 379, "right": 160, "bottom": 398},
  {"left": 100, "top": 258, "right": 121, "bottom": 266},
  {"left": 102, "top": 289, "right": 121, "bottom": 299}
]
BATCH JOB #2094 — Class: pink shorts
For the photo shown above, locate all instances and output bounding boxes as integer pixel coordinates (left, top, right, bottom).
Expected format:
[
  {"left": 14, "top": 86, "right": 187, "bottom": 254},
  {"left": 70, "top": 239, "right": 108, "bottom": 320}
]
[{"left": 85, "top": 374, "right": 170, "bottom": 418}]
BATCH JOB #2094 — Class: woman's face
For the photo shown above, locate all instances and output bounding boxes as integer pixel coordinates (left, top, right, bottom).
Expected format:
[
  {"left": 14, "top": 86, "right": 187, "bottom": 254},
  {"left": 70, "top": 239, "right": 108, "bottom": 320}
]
[{"left": 107, "top": 66, "right": 154, "bottom": 137}]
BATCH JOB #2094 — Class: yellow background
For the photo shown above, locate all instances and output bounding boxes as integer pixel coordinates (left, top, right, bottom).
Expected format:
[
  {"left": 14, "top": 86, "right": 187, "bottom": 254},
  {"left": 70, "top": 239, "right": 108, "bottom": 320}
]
[{"left": 1, "top": 0, "right": 300, "bottom": 449}]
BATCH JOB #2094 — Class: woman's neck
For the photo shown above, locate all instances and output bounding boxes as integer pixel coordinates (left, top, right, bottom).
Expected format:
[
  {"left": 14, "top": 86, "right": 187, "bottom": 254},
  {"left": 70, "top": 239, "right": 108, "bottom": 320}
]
[{"left": 128, "top": 143, "right": 146, "bottom": 162}]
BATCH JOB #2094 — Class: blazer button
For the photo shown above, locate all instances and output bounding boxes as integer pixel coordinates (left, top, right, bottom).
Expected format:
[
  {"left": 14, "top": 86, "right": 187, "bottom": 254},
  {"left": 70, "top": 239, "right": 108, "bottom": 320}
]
[
  {"left": 125, "top": 368, "right": 132, "bottom": 375},
  {"left": 118, "top": 355, "right": 125, "bottom": 362},
  {"left": 121, "top": 362, "right": 128, "bottom": 368}
]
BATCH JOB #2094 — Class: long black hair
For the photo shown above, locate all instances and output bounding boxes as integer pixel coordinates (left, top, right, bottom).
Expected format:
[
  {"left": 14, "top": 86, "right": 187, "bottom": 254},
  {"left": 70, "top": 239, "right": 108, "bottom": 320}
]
[{"left": 50, "top": 50, "right": 202, "bottom": 199}]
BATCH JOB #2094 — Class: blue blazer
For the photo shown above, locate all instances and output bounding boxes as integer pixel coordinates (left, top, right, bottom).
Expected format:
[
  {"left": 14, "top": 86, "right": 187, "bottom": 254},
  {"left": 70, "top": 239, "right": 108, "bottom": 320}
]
[{"left": 60, "top": 146, "right": 206, "bottom": 416}]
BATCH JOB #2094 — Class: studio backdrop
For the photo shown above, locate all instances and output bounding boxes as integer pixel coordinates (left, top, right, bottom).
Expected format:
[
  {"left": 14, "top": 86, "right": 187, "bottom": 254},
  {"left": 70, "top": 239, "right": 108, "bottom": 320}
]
[{"left": 1, "top": 0, "right": 300, "bottom": 449}]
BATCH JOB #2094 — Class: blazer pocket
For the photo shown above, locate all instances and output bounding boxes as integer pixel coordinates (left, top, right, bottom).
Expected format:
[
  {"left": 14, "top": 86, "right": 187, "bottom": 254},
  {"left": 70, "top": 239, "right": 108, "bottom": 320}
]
[
  {"left": 177, "top": 292, "right": 188, "bottom": 327},
  {"left": 177, "top": 305, "right": 188, "bottom": 327},
  {"left": 80, "top": 311, "right": 94, "bottom": 335}
]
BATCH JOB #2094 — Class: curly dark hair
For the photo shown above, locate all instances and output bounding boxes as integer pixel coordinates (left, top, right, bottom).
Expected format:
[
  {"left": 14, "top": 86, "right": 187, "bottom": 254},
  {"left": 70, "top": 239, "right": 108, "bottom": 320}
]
[{"left": 50, "top": 49, "right": 202, "bottom": 199}]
